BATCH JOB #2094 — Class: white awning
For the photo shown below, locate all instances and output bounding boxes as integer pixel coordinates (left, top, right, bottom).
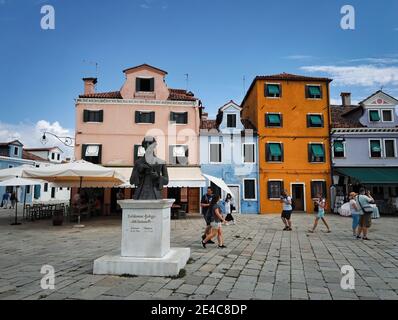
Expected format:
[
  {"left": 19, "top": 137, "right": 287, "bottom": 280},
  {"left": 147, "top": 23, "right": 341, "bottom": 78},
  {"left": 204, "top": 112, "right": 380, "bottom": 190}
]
[{"left": 111, "top": 167, "right": 206, "bottom": 188}]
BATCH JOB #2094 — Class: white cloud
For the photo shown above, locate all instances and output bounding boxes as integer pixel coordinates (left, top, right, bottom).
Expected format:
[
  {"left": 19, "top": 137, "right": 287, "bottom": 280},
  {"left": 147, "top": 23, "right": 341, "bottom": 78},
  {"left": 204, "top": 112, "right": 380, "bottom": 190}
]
[
  {"left": 347, "top": 57, "right": 398, "bottom": 64},
  {"left": 330, "top": 97, "right": 359, "bottom": 106},
  {"left": 301, "top": 65, "right": 398, "bottom": 87},
  {"left": 0, "top": 120, "right": 75, "bottom": 159}
]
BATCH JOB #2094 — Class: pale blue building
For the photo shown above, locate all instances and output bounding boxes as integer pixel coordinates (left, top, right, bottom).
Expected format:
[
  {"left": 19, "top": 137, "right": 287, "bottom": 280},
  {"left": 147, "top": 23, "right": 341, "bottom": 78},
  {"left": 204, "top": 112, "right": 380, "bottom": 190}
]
[{"left": 200, "top": 101, "right": 259, "bottom": 214}]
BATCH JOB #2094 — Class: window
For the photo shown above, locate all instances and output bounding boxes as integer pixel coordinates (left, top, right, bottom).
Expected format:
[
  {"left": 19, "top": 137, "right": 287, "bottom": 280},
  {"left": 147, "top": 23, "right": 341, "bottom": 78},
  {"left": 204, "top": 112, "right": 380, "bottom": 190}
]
[
  {"left": 57, "top": 154, "right": 60, "bottom": 161},
  {"left": 8, "top": 165, "right": 13, "bottom": 169},
  {"left": 243, "top": 179, "right": 256, "bottom": 200},
  {"left": 369, "top": 140, "right": 382, "bottom": 158},
  {"left": 13, "top": 147, "right": 18, "bottom": 156},
  {"left": 60, "top": 187, "right": 63, "bottom": 191},
  {"left": 308, "top": 144, "right": 325, "bottom": 162},
  {"left": 136, "top": 77, "right": 154, "bottom": 92},
  {"left": 26, "top": 186, "right": 31, "bottom": 194},
  {"left": 83, "top": 110, "right": 104, "bottom": 123},
  {"left": 135, "top": 111, "right": 155, "bottom": 124},
  {"left": 133, "top": 145, "right": 145, "bottom": 162},
  {"left": 170, "top": 112, "right": 188, "bottom": 124},
  {"left": 44, "top": 183, "right": 48, "bottom": 192},
  {"left": 266, "top": 113, "right": 282, "bottom": 127},
  {"left": 227, "top": 114, "right": 237, "bottom": 128},
  {"left": 51, "top": 153, "right": 55, "bottom": 160},
  {"left": 307, "top": 114, "right": 324, "bottom": 128},
  {"left": 265, "top": 84, "right": 281, "bottom": 98},
  {"left": 51, "top": 187, "right": 56, "bottom": 199},
  {"left": 268, "top": 181, "right": 283, "bottom": 199},
  {"left": 210, "top": 143, "right": 222, "bottom": 163},
  {"left": 384, "top": 140, "right": 396, "bottom": 158},
  {"left": 369, "top": 110, "right": 380, "bottom": 122},
  {"left": 82, "top": 144, "right": 102, "bottom": 164},
  {"left": 266, "top": 143, "right": 283, "bottom": 162},
  {"left": 311, "top": 181, "right": 327, "bottom": 198},
  {"left": 333, "top": 141, "right": 345, "bottom": 158},
  {"left": 306, "top": 85, "right": 322, "bottom": 99},
  {"left": 243, "top": 143, "right": 255, "bottom": 163},
  {"left": 382, "top": 110, "right": 393, "bottom": 122},
  {"left": 169, "top": 145, "right": 189, "bottom": 165}
]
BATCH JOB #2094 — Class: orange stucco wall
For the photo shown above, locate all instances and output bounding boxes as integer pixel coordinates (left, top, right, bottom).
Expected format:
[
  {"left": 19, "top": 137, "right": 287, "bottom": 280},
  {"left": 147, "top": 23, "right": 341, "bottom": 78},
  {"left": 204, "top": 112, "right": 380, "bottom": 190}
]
[{"left": 242, "top": 79, "right": 332, "bottom": 214}]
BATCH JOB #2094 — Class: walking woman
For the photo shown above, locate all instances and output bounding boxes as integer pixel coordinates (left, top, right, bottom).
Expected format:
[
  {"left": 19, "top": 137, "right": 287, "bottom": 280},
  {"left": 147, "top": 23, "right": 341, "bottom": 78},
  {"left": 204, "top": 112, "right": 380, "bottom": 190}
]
[
  {"left": 224, "top": 193, "right": 235, "bottom": 225},
  {"left": 10, "top": 191, "right": 17, "bottom": 209},
  {"left": 309, "top": 193, "right": 331, "bottom": 233},
  {"left": 202, "top": 195, "right": 227, "bottom": 249},
  {"left": 349, "top": 192, "right": 360, "bottom": 237}
]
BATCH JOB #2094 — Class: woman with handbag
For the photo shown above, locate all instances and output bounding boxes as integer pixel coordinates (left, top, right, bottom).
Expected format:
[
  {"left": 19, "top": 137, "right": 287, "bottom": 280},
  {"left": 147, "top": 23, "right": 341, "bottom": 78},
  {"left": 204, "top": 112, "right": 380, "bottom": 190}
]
[
  {"left": 356, "top": 188, "right": 375, "bottom": 240},
  {"left": 224, "top": 194, "right": 235, "bottom": 225}
]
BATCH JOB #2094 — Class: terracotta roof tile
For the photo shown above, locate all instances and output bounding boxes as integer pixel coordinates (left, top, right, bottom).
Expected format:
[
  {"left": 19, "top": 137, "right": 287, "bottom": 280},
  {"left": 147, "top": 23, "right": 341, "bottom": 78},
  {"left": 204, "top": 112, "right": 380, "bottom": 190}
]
[
  {"left": 168, "top": 89, "right": 197, "bottom": 101},
  {"left": 22, "top": 150, "right": 49, "bottom": 162},
  {"left": 79, "top": 91, "right": 123, "bottom": 99},
  {"left": 200, "top": 120, "right": 217, "bottom": 130},
  {"left": 331, "top": 105, "right": 364, "bottom": 128},
  {"left": 255, "top": 73, "right": 332, "bottom": 82}
]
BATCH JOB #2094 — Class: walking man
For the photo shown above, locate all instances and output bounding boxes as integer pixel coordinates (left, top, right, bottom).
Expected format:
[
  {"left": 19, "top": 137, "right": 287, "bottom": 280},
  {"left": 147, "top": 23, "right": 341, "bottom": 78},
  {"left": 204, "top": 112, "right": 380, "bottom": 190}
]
[
  {"left": 201, "top": 187, "right": 215, "bottom": 244},
  {"left": 280, "top": 190, "right": 293, "bottom": 231},
  {"left": 356, "top": 188, "right": 375, "bottom": 240}
]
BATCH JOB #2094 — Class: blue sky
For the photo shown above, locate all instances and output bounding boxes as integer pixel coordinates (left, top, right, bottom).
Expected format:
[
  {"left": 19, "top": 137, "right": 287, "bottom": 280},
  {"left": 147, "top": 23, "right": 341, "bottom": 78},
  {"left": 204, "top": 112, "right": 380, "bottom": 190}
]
[{"left": 0, "top": 0, "right": 397, "bottom": 149}]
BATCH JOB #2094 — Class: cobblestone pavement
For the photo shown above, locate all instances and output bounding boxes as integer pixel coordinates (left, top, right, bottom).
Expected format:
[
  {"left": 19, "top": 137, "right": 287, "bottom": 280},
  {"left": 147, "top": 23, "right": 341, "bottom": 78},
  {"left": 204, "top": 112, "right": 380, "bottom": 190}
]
[{"left": 0, "top": 208, "right": 397, "bottom": 300}]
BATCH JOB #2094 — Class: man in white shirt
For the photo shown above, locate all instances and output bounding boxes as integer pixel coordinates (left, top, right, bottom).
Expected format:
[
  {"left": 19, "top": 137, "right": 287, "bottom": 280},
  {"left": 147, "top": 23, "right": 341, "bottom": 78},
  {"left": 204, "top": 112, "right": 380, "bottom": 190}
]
[{"left": 280, "top": 190, "right": 293, "bottom": 231}]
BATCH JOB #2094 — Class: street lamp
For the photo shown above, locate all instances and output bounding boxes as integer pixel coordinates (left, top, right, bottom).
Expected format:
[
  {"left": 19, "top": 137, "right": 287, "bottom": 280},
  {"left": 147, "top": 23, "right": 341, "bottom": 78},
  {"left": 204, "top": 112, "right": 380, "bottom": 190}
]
[{"left": 40, "top": 131, "right": 75, "bottom": 147}]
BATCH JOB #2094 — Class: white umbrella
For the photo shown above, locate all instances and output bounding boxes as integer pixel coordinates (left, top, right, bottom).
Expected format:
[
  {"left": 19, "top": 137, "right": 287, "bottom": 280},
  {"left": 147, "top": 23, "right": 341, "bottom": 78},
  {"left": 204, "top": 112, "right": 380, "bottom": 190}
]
[
  {"left": 0, "top": 165, "right": 33, "bottom": 181},
  {"left": 0, "top": 177, "right": 43, "bottom": 225},
  {"left": 22, "top": 160, "right": 126, "bottom": 227},
  {"left": 202, "top": 174, "right": 234, "bottom": 198}
]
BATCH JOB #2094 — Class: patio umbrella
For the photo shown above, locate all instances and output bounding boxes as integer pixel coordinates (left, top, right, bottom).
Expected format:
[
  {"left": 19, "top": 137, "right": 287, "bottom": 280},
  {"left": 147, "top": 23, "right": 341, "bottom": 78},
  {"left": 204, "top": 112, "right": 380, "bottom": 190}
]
[
  {"left": 0, "top": 177, "right": 43, "bottom": 225},
  {"left": 0, "top": 165, "right": 32, "bottom": 181},
  {"left": 202, "top": 174, "right": 234, "bottom": 198},
  {"left": 22, "top": 160, "right": 126, "bottom": 227}
]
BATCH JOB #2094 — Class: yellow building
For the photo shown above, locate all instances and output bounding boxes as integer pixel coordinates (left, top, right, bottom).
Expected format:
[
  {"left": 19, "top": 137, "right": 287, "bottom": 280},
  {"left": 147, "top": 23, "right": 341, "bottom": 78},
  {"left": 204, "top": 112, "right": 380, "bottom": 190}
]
[{"left": 241, "top": 73, "right": 332, "bottom": 214}]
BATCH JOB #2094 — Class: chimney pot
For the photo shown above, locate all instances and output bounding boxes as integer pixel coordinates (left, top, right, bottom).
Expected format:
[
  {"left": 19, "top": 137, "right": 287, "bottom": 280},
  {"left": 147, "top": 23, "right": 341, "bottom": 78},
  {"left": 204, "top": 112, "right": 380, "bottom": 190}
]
[
  {"left": 340, "top": 92, "right": 351, "bottom": 107},
  {"left": 83, "top": 77, "right": 97, "bottom": 95}
]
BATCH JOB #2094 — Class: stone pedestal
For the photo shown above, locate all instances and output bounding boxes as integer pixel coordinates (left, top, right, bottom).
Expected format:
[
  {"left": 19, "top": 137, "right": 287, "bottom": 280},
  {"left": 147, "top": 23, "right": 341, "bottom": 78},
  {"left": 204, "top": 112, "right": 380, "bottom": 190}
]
[{"left": 93, "top": 199, "right": 190, "bottom": 277}]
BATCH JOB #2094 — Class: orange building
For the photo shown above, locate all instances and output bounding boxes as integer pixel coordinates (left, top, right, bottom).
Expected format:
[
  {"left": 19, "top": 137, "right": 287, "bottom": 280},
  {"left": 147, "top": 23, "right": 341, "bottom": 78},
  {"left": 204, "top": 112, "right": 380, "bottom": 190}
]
[{"left": 241, "top": 73, "right": 333, "bottom": 214}]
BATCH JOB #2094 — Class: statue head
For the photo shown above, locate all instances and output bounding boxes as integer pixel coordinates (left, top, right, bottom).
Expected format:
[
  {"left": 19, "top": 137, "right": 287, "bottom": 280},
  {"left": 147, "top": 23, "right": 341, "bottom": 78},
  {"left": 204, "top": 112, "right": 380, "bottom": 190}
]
[{"left": 142, "top": 136, "right": 157, "bottom": 150}]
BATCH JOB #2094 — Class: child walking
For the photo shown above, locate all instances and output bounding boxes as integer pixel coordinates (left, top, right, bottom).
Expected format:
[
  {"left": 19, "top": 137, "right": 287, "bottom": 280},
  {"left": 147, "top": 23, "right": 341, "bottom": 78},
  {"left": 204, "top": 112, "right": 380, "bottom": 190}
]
[{"left": 309, "top": 193, "right": 331, "bottom": 233}]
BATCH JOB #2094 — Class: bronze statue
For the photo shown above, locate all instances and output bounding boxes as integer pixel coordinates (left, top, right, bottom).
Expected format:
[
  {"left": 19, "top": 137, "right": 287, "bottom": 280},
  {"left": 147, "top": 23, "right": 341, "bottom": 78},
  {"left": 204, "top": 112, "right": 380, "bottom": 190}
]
[{"left": 130, "top": 136, "right": 169, "bottom": 200}]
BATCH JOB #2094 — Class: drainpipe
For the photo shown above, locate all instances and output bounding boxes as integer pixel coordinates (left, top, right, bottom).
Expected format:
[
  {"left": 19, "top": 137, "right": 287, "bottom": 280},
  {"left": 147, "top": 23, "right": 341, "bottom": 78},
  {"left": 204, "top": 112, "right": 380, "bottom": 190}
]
[{"left": 326, "top": 82, "right": 335, "bottom": 209}]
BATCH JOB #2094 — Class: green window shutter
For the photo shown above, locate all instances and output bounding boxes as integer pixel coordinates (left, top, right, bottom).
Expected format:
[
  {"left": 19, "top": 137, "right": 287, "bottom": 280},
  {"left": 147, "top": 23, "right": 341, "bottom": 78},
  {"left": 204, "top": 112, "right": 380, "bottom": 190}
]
[
  {"left": 311, "top": 144, "right": 325, "bottom": 157},
  {"left": 83, "top": 110, "right": 89, "bottom": 122},
  {"left": 183, "top": 112, "right": 188, "bottom": 124},
  {"left": 269, "top": 143, "right": 282, "bottom": 156},
  {"left": 150, "top": 112, "right": 155, "bottom": 124},
  {"left": 267, "top": 84, "right": 280, "bottom": 96},
  {"left": 170, "top": 112, "right": 175, "bottom": 122},
  {"left": 370, "top": 110, "right": 380, "bottom": 121},
  {"left": 334, "top": 141, "right": 344, "bottom": 152},
  {"left": 308, "top": 86, "right": 321, "bottom": 97},
  {"left": 310, "top": 181, "right": 316, "bottom": 198},
  {"left": 309, "top": 115, "right": 322, "bottom": 126},
  {"left": 370, "top": 141, "right": 381, "bottom": 152},
  {"left": 81, "top": 144, "right": 87, "bottom": 159},
  {"left": 149, "top": 78, "right": 155, "bottom": 92},
  {"left": 136, "top": 78, "right": 141, "bottom": 91},
  {"left": 268, "top": 114, "right": 281, "bottom": 126},
  {"left": 322, "top": 181, "right": 327, "bottom": 199},
  {"left": 135, "top": 111, "right": 141, "bottom": 123},
  {"left": 99, "top": 110, "right": 104, "bottom": 122}
]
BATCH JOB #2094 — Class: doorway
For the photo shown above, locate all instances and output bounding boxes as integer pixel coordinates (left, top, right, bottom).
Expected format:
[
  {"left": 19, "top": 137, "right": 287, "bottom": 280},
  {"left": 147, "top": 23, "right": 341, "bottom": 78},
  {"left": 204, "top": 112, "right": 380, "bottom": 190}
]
[
  {"left": 291, "top": 184, "right": 305, "bottom": 212},
  {"left": 226, "top": 185, "right": 240, "bottom": 213}
]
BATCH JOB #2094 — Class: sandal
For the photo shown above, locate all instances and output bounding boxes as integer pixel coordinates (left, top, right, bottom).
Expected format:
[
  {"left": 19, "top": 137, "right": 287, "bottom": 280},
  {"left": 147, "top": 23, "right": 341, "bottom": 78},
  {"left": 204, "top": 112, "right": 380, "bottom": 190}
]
[{"left": 362, "top": 237, "right": 370, "bottom": 241}]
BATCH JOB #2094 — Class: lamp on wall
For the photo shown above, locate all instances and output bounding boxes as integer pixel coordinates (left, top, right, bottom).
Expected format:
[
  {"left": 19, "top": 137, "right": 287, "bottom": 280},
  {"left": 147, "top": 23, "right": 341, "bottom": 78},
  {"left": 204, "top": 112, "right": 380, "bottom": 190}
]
[{"left": 40, "top": 131, "right": 75, "bottom": 148}]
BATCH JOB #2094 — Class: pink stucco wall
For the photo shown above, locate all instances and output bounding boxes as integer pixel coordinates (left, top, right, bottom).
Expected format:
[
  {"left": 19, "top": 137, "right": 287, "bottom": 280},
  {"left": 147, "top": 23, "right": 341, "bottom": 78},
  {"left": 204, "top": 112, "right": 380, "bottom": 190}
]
[{"left": 75, "top": 66, "right": 200, "bottom": 167}]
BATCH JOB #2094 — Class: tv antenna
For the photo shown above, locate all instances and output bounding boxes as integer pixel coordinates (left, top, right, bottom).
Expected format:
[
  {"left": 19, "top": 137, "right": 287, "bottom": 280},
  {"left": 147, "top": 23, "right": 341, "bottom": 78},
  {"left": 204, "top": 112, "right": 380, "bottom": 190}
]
[
  {"left": 185, "top": 73, "right": 189, "bottom": 91},
  {"left": 83, "top": 59, "right": 99, "bottom": 78},
  {"left": 243, "top": 75, "right": 246, "bottom": 97}
]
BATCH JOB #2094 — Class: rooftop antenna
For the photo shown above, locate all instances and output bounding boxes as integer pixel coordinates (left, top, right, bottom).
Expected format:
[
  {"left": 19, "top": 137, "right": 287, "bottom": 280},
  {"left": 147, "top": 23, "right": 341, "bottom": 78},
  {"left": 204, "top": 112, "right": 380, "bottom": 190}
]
[
  {"left": 185, "top": 73, "right": 189, "bottom": 92},
  {"left": 83, "top": 59, "right": 99, "bottom": 78},
  {"left": 243, "top": 75, "right": 246, "bottom": 98}
]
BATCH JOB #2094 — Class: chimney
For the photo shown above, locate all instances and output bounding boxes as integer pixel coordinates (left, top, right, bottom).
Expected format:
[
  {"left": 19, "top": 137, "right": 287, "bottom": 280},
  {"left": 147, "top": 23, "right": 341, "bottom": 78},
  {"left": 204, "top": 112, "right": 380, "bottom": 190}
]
[
  {"left": 202, "top": 112, "right": 208, "bottom": 121},
  {"left": 341, "top": 92, "right": 351, "bottom": 107},
  {"left": 83, "top": 77, "right": 97, "bottom": 95}
]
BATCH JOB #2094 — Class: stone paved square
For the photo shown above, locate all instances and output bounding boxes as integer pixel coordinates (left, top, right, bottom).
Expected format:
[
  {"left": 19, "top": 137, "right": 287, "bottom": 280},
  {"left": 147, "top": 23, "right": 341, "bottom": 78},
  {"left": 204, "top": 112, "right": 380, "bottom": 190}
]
[{"left": 0, "top": 210, "right": 397, "bottom": 300}]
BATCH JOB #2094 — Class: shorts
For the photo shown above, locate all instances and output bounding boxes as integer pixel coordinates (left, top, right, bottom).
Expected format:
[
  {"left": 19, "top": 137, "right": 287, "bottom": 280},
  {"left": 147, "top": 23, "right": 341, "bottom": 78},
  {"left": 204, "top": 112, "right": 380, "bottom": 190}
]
[
  {"left": 281, "top": 210, "right": 292, "bottom": 219},
  {"left": 359, "top": 213, "right": 372, "bottom": 228},
  {"left": 317, "top": 210, "right": 325, "bottom": 219},
  {"left": 352, "top": 214, "right": 360, "bottom": 229},
  {"left": 210, "top": 221, "right": 221, "bottom": 230},
  {"left": 203, "top": 213, "right": 211, "bottom": 226}
]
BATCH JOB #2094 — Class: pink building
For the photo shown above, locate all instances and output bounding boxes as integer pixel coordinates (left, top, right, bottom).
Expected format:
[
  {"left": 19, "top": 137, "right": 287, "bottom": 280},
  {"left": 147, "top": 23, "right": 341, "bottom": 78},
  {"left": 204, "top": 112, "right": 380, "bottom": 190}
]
[{"left": 75, "top": 64, "right": 205, "bottom": 214}]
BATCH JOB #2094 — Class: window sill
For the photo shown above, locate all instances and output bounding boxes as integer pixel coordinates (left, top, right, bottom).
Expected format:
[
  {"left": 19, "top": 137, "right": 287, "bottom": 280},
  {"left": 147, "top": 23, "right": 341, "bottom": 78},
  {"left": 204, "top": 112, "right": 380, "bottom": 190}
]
[
  {"left": 306, "top": 98, "right": 322, "bottom": 100},
  {"left": 135, "top": 122, "right": 155, "bottom": 125},
  {"left": 243, "top": 198, "right": 257, "bottom": 201},
  {"left": 265, "top": 96, "right": 281, "bottom": 99},
  {"left": 269, "top": 198, "right": 282, "bottom": 201}
]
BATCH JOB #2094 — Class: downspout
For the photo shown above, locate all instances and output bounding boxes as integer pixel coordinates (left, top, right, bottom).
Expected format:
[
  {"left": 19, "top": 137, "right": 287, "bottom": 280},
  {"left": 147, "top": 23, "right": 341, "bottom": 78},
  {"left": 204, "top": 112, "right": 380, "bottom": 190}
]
[{"left": 326, "top": 82, "right": 334, "bottom": 209}]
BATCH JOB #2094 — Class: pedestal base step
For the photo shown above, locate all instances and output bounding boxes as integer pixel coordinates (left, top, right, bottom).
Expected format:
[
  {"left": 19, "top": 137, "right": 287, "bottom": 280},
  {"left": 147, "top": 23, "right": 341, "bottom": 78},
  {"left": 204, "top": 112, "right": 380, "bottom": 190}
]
[{"left": 93, "top": 248, "right": 190, "bottom": 277}]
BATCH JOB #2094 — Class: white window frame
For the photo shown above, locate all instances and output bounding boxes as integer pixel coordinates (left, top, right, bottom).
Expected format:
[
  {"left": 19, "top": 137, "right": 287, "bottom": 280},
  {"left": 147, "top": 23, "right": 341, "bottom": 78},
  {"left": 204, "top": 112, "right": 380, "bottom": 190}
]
[
  {"left": 169, "top": 144, "right": 189, "bottom": 164},
  {"left": 368, "top": 109, "right": 381, "bottom": 122},
  {"left": 84, "top": 109, "right": 103, "bottom": 124},
  {"left": 368, "top": 138, "right": 383, "bottom": 158},
  {"left": 13, "top": 147, "right": 19, "bottom": 156},
  {"left": 268, "top": 179, "right": 284, "bottom": 200},
  {"left": 136, "top": 77, "right": 155, "bottom": 92},
  {"left": 243, "top": 178, "right": 257, "bottom": 201},
  {"left": 170, "top": 111, "right": 188, "bottom": 126},
  {"left": 242, "top": 143, "right": 256, "bottom": 164},
  {"left": 383, "top": 139, "right": 397, "bottom": 158},
  {"left": 306, "top": 84, "right": 322, "bottom": 100},
  {"left": 135, "top": 110, "right": 155, "bottom": 124},
  {"left": 332, "top": 140, "right": 346, "bottom": 159},
  {"left": 310, "top": 179, "right": 326, "bottom": 200},
  {"left": 381, "top": 109, "right": 394, "bottom": 123},
  {"left": 209, "top": 143, "right": 222, "bottom": 164},
  {"left": 265, "top": 82, "right": 281, "bottom": 99},
  {"left": 85, "top": 145, "right": 100, "bottom": 157}
]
